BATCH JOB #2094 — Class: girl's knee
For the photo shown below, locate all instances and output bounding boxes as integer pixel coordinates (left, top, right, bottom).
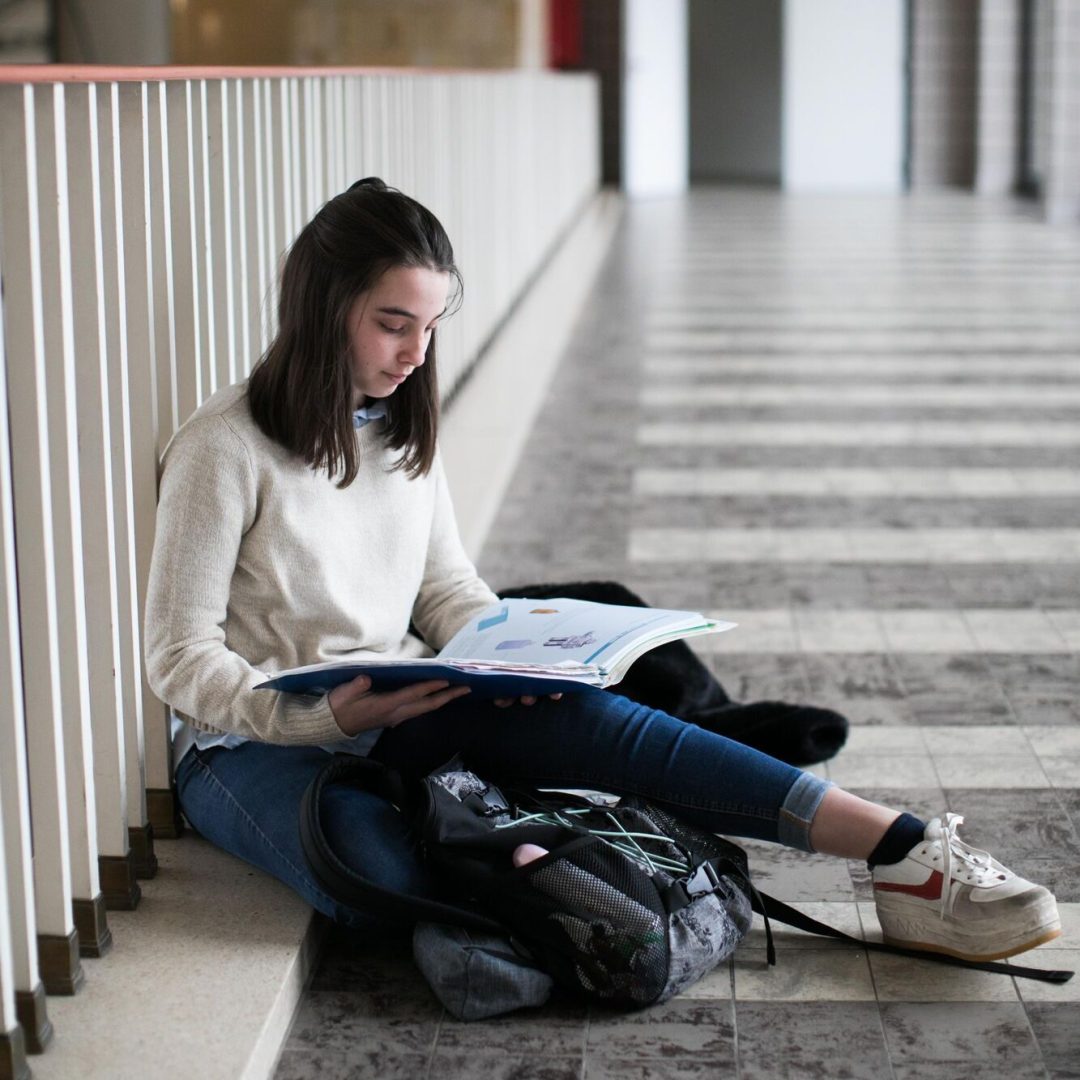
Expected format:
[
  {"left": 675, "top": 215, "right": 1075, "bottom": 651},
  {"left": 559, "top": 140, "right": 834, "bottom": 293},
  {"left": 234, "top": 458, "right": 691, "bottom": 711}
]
[{"left": 321, "top": 784, "right": 432, "bottom": 897}]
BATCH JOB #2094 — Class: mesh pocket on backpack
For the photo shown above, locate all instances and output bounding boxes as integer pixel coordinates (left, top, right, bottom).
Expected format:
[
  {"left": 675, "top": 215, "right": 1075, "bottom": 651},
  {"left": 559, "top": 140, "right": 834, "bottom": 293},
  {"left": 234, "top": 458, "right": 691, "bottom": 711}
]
[{"left": 519, "top": 842, "right": 670, "bottom": 1004}]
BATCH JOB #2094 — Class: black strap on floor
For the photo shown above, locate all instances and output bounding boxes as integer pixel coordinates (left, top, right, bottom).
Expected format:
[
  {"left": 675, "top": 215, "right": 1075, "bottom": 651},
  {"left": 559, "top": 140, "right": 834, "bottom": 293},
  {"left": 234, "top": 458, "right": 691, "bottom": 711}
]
[{"left": 752, "top": 890, "right": 1073, "bottom": 984}]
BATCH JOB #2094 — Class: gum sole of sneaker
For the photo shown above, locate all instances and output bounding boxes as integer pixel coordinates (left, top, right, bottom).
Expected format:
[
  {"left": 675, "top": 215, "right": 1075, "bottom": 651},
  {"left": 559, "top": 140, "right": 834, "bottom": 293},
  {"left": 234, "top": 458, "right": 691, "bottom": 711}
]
[{"left": 881, "top": 924, "right": 1062, "bottom": 963}]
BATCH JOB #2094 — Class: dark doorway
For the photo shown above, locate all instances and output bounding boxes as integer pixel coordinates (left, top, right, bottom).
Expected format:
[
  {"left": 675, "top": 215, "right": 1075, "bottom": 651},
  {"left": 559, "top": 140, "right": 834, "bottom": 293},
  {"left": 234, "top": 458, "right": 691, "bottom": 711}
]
[{"left": 688, "top": 0, "right": 783, "bottom": 184}]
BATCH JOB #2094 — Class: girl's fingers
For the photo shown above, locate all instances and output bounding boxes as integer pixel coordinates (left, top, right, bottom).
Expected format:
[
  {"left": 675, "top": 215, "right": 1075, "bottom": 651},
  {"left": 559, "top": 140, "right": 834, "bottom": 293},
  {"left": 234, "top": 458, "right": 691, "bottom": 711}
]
[
  {"left": 388, "top": 685, "right": 470, "bottom": 724},
  {"left": 327, "top": 675, "right": 372, "bottom": 720},
  {"left": 394, "top": 679, "right": 454, "bottom": 700}
]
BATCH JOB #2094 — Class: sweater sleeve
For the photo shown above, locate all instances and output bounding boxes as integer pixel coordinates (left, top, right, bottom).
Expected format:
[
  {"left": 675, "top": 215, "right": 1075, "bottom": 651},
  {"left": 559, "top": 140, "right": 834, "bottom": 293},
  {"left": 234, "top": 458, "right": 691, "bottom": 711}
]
[
  {"left": 143, "top": 415, "right": 345, "bottom": 744},
  {"left": 410, "top": 451, "right": 500, "bottom": 651}
]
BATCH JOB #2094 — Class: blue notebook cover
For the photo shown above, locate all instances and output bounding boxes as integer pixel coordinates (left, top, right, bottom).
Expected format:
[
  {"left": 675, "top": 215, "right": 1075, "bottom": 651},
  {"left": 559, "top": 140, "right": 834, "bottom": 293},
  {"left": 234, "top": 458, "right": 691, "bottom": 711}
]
[{"left": 257, "top": 662, "right": 604, "bottom": 699}]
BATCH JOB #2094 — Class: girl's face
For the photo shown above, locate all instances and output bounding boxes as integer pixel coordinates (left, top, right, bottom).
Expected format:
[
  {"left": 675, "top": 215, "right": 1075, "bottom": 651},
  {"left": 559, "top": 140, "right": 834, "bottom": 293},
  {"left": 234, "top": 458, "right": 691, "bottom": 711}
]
[{"left": 346, "top": 265, "right": 450, "bottom": 408}]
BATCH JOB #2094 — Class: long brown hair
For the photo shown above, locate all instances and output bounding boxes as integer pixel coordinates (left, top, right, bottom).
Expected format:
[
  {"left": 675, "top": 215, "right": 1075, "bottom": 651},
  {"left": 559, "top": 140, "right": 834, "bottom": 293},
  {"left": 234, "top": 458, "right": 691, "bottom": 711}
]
[{"left": 248, "top": 178, "right": 461, "bottom": 485}]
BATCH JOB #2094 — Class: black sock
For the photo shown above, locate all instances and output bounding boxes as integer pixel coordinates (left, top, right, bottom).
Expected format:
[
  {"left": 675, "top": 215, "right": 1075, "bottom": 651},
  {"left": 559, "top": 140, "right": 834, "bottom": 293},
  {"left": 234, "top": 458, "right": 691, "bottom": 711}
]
[{"left": 867, "top": 813, "right": 927, "bottom": 868}]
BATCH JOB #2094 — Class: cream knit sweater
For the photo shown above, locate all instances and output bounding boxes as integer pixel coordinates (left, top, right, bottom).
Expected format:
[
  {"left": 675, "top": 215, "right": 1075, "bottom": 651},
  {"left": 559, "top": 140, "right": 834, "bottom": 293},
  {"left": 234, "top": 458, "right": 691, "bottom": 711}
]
[{"left": 144, "top": 380, "right": 499, "bottom": 745}]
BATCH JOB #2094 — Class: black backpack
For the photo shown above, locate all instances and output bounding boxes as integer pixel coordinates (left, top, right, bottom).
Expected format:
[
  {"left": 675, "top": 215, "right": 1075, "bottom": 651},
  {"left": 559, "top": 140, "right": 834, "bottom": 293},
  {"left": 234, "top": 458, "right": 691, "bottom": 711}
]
[{"left": 299, "top": 755, "right": 1072, "bottom": 1013}]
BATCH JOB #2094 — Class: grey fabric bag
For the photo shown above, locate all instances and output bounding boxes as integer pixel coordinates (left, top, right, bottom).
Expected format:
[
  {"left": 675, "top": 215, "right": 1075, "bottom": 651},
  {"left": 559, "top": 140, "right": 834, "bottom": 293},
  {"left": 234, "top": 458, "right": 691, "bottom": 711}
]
[{"left": 412, "top": 922, "right": 554, "bottom": 1020}]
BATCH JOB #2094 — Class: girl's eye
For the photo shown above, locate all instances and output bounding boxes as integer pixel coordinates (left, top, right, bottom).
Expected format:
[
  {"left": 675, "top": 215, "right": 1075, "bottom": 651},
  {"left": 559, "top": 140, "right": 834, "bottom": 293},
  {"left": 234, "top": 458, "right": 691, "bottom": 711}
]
[{"left": 380, "top": 323, "right": 406, "bottom": 334}]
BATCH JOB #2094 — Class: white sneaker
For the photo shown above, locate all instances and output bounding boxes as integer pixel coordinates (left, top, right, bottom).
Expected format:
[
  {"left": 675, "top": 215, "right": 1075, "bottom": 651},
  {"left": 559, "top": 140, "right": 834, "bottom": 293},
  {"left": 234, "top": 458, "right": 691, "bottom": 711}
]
[{"left": 872, "top": 813, "right": 1061, "bottom": 962}]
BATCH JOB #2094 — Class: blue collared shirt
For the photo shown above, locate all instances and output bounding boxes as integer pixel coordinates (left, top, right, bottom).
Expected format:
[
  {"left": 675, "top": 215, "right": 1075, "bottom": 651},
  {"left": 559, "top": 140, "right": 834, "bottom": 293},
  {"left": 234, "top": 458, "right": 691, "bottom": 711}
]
[{"left": 353, "top": 401, "right": 387, "bottom": 428}]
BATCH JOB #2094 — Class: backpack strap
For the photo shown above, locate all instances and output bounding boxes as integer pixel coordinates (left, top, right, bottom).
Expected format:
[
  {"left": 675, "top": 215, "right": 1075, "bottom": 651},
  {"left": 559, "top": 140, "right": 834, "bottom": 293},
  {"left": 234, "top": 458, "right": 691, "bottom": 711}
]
[
  {"left": 752, "top": 889, "right": 1073, "bottom": 985},
  {"left": 298, "top": 754, "right": 506, "bottom": 934}
]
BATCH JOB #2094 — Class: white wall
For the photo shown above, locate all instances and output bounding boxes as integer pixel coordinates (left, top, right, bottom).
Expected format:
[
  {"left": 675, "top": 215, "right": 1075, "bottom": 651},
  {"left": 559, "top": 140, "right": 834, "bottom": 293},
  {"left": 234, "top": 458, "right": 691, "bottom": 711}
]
[
  {"left": 782, "top": 0, "right": 905, "bottom": 191},
  {"left": 622, "top": 0, "right": 688, "bottom": 196}
]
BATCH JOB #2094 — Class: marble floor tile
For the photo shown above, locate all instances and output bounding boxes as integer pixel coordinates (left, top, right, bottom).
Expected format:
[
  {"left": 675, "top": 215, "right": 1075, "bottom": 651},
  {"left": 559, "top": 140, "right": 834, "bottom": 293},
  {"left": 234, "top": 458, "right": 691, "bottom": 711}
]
[
  {"left": 285, "top": 990, "right": 441, "bottom": 1056},
  {"left": 891, "top": 653, "right": 1016, "bottom": 725},
  {"left": 866, "top": 566, "right": 960, "bottom": 610},
  {"left": 733, "top": 1002, "right": 892, "bottom": 1080},
  {"left": 922, "top": 790, "right": 1080, "bottom": 867},
  {"left": 707, "top": 564, "right": 795, "bottom": 607},
  {"left": 890, "top": 1064, "right": 1052, "bottom": 1080},
  {"left": 786, "top": 565, "right": 874, "bottom": 609},
  {"left": 987, "top": 654, "right": 1080, "bottom": 705},
  {"left": 707, "top": 652, "right": 810, "bottom": 703},
  {"left": 742, "top": 903, "right": 864, "bottom": 953},
  {"left": 584, "top": 997, "right": 735, "bottom": 1059},
  {"left": 1034, "top": 566, "right": 1080, "bottom": 608},
  {"left": 435, "top": 1002, "right": 588, "bottom": 1057},
  {"left": 637, "top": 419, "right": 1080, "bottom": 448},
  {"left": 738, "top": 841, "right": 857, "bottom": 902},
  {"left": 963, "top": 609, "right": 1070, "bottom": 653},
  {"left": 584, "top": 1057, "right": 737, "bottom": 1080},
  {"left": 274, "top": 1049, "right": 431, "bottom": 1080},
  {"left": 933, "top": 754, "right": 1049, "bottom": 789},
  {"left": 793, "top": 610, "right": 888, "bottom": 652},
  {"left": 923, "top": 725, "right": 1035, "bottom": 755},
  {"left": 880, "top": 1002, "right": 1042, "bottom": 1066},
  {"left": 1024, "top": 1002, "right": 1080, "bottom": 1079},
  {"left": 879, "top": 611, "right": 979, "bottom": 652},
  {"left": 827, "top": 753, "right": 941, "bottom": 790},
  {"left": 430, "top": 1052, "right": 585, "bottom": 1080},
  {"left": 641, "top": 384, "right": 1080, "bottom": 408},
  {"left": 675, "top": 961, "right": 734, "bottom": 1001},
  {"left": 1023, "top": 727, "right": 1080, "bottom": 790},
  {"left": 1024, "top": 726, "right": 1080, "bottom": 757},
  {"left": 947, "top": 566, "right": 1047, "bottom": 608},
  {"left": 700, "top": 610, "right": 799, "bottom": 653},
  {"left": 835, "top": 726, "right": 929, "bottom": 755},
  {"left": 867, "top": 951, "right": 1021, "bottom": 1003},
  {"left": 732, "top": 948, "right": 875, "bottom": 1001},
  {"left": 1012, "top": 950, "right": 1080, "bottom": 1003},
  {"left": 803, "top": 648, "right": 911, "bottom": 708}
]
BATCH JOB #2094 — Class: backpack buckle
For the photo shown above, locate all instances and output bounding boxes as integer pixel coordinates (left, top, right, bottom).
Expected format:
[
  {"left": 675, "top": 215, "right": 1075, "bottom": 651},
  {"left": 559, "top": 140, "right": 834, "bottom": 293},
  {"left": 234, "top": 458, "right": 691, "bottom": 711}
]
[
  {"left": 460, "top": 783, "right": 510, "bottom": 818},
  {"left": 684, "top": 860, "right": 723, "bottom": 898}
]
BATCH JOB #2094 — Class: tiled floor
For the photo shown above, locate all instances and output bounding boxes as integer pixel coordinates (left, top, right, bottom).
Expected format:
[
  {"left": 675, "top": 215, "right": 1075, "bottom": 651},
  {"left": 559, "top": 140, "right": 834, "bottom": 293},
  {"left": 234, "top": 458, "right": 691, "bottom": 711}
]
[{"left": 276, "top": 189, "right": 1080, "bottom": 1079}]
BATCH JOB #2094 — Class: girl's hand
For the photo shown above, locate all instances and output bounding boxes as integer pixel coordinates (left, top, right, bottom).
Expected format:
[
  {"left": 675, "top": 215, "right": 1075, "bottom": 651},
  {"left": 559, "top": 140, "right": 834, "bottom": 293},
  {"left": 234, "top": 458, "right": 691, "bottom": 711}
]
[
  {"left": 328, "top": 675, "right": 470, "bottom": 736},
  {"left": 493, "top": 693, "right": 563, "bottom": 709}
]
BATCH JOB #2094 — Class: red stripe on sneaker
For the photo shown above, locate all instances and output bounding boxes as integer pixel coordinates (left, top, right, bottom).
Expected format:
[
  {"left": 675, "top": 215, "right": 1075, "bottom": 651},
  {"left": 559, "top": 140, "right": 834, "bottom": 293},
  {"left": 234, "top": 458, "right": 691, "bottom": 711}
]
[{"left": 874, "top": 870, "right": 944, "bottom": 900}]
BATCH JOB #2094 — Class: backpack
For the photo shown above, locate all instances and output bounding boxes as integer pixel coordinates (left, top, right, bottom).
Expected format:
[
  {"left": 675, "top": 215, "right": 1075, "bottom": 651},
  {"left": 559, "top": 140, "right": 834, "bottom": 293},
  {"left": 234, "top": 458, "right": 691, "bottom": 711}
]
[
  {"left": 299, "top": 755, "right": 1072, "bottom": 1016},
  {"left": 300, "top": 755, "right": 754, "bottom": 1009}
]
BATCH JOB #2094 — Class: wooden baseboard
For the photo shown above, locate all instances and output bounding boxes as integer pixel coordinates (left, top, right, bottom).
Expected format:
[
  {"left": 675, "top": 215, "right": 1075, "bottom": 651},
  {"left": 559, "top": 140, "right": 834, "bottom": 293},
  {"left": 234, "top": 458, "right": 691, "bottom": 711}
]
[
  {"left": 128, "top": 821, "right": 158, "bottom": 879},
  {"left": 100, "top": 850, "right": 142, "bottom": 909},
  {"left": 73, "top": 894, "right": 113, "bottom": 958},
  {"left": 0, "top": 1024, "right": 30, "bottom": 1080},
  {"left": 37, "top": 930, "right": 85, "bottom": 995},
  {"left": 14, "top": 983, "right": 51, "bottom": 1054},
  {"left": 146, "top": 787, "right": 185, "bottom": 839}
]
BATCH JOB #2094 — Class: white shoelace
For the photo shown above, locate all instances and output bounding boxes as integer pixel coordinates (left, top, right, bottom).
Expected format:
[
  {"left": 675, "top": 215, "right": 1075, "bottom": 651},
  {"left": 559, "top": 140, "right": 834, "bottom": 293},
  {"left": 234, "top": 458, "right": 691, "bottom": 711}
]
[{"left": 927, "top": 812, "right": 1009, "bottom": 918}]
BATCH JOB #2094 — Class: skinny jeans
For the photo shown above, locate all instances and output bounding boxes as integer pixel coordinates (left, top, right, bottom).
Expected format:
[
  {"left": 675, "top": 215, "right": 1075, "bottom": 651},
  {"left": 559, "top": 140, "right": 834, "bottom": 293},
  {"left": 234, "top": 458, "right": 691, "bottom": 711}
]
[{"left": 175, "top": 690, "right": 832, "bottom": 929}]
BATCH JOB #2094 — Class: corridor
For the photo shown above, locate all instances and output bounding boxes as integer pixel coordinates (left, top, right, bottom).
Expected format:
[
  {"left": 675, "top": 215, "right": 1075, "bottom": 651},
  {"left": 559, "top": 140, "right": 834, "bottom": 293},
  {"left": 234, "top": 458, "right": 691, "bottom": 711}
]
[{"left": 277, "top": 188, "right": 1080, "bottom": 1079}]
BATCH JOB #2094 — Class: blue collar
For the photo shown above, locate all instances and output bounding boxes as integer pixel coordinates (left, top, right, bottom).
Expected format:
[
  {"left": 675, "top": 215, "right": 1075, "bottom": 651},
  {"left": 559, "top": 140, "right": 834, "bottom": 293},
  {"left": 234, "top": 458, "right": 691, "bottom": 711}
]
[{"left": 352, "top": 402, "right": 387, "bottom": 429}]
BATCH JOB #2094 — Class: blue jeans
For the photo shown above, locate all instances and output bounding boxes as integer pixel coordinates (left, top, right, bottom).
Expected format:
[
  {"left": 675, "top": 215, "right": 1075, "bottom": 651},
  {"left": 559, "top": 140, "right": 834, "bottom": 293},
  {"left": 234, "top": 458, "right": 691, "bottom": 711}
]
[{"left": 175, "top": 690, "right": 832, "bottom": 928}]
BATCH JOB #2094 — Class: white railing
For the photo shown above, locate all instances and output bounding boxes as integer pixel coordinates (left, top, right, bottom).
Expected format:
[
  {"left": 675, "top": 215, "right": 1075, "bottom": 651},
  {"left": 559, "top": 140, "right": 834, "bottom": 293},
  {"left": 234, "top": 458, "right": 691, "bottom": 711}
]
[{"left": 0, "top": 64, "right": 599, "bottom": 1070}]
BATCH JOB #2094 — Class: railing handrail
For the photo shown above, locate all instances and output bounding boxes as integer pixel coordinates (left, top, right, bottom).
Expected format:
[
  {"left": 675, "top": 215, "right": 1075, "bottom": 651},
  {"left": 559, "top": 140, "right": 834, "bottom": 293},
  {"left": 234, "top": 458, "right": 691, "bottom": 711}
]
[{"left": 0, "top": 64, "right": 561, "bottom": 84}]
